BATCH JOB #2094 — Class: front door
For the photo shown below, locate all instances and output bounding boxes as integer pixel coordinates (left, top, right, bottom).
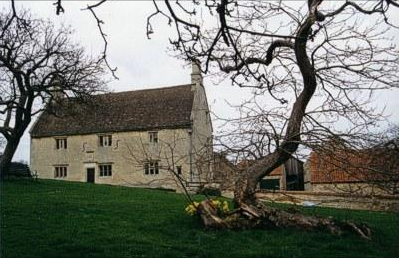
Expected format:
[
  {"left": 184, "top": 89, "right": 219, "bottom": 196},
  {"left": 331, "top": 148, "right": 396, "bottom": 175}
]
[{"left": 87, "top": 168, "right": 95, "bottom": 183}]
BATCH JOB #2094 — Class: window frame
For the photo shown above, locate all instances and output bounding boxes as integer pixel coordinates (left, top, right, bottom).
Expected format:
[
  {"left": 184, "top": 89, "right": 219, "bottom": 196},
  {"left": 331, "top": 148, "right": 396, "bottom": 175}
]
[
  {"left": 54, "top": 165, "right": 68, "bottom": 178},
  {"left": 144, "top": 161, "right": 159, "bottom": 175},
  {"left": 55, "top": 138, "right": 67, "bottom": 150},
  {"left": 176, "top": 166, "right": 182, "bottom": 175},
  {"left": 99, "top": 164, "right": 112, "bottom": 177},
  {"left": 148, "top": 131, "right": 158, "bottom": 144},
  {"left": 99, "top": 134, "right": 112, "bottom": 147}
]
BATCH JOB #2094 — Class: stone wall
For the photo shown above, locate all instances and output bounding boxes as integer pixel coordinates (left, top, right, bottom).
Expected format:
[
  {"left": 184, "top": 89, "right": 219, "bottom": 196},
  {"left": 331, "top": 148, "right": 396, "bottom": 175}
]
[
  {"left": 190, "top": 78, "right": 213, "bottom": 184},
  {"left": 31, "top": 128, "right": 193, "bottom": 191},
  {"left": 254, "top": 190, "right": 399, "bottom": 212},
  {"left": 212, "top": 154, "right": 237, "bottom": 191},
  {"left": 311, "top": 182, "right": 394, "bottom": 196}
]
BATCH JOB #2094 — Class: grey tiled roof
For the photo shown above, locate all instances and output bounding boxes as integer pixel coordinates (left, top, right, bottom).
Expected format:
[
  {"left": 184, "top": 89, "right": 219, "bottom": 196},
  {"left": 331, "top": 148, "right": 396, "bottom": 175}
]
[{"left": 30, "top": 84, "right": 194, "bottom": 137}]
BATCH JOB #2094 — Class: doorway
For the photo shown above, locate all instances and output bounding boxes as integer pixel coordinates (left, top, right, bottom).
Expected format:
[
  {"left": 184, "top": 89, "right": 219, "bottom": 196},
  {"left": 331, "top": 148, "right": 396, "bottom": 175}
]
[{"left": 87, "top": 168, "right": 95, "bottom": 183}]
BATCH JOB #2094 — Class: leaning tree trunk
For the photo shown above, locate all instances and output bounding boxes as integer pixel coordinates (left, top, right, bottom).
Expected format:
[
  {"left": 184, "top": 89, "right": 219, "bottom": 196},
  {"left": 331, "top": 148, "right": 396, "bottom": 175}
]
[{"left": 196, "top": 0, "right": 371, "bottom": 239}]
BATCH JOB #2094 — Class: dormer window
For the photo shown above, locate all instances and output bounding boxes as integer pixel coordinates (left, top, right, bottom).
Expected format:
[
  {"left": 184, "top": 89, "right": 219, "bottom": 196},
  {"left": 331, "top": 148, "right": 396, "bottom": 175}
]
[
  {"left": 149, "top": 132, "right": 158, "bottom": 144},
  {"left": 99, "top": 135, "right": 112, "bottom": 147},
  {"left": 55, "top": 138, "right": 67, "bottom": 149}
]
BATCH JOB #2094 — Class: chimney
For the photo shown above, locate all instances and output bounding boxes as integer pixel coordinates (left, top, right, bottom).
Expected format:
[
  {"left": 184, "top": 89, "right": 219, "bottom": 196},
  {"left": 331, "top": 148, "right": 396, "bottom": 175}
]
[
  {"left": 191, "top": 59, "right": 202, "bottom": 91},
  {"left": 50, "top": 74, "right": 65, "bottom": 103}
]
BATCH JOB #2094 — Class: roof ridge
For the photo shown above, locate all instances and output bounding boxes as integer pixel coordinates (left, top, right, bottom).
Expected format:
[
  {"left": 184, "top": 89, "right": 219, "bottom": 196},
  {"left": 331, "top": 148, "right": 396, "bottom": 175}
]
[{"left": 101, "top": 84, "right": 193, "bottom": 96}]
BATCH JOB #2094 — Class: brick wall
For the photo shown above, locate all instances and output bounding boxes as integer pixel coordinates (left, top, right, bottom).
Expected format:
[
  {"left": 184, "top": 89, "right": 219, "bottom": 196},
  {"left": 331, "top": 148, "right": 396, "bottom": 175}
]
[{"left": 309, "top": 148, "right": 398, "bottom": 184}]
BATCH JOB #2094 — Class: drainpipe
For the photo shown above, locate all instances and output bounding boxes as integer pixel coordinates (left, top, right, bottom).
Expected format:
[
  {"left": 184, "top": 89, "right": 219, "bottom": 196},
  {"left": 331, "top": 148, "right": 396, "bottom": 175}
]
[{"left": 188, "top": 129, "right": 193, "bottom": 183}]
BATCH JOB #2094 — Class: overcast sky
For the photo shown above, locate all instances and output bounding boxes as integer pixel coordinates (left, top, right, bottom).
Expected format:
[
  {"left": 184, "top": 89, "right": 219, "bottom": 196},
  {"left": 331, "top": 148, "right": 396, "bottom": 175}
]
[{"left": 1, "top": 1, "right": 398, "bottom": 163}]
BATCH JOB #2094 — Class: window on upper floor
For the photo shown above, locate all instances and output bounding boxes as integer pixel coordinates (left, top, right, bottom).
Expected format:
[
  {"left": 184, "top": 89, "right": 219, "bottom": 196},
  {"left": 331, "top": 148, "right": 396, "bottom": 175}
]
[
  {"left": 99, "top": 135, "right": 112, "bottom": 147},
  {"left": 149, "top": 132, "right": 158, "bottom": 144},
  {"left": 55, "top": 138, "right": 67, "bottom": 149},
  {"left": 99, "top": 164, "right": 112, "bottom": 177},
  {"left": 176, "top": 166, "right": 182, "bottom": 175},
  {"left": 54, "top": 166, "right": 67, "bottom": 178},
  {"left": 144, "top": 161, "right": 159, "bottom": 175}
]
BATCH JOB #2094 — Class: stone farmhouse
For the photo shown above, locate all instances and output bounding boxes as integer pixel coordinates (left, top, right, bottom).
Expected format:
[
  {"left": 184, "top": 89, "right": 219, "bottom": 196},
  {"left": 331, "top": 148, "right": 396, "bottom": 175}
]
[{"left": 30, "top": 62, "right": 213, "bottom": 192}]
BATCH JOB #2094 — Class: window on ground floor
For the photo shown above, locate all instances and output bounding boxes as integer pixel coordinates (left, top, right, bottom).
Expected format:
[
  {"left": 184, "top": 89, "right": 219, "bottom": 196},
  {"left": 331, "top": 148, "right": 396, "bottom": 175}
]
[
  {"left": 54, "top": 166, "right": 67, "bottom": 178},
  {"left": 144, "top": 161, "right": 159, "bottom": 175},
  {"left": 99, "top": 164, "right": 112, "bottom": 177}
]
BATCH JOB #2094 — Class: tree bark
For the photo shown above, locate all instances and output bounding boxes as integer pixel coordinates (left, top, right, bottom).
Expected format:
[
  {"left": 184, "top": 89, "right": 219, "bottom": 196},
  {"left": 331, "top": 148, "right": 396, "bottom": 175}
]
[
  {"left": 0, "top": 111, "right": 30, "bottom": 179},
  {"left": 0, "top": 137, "right": 21, "bottom": 179}
]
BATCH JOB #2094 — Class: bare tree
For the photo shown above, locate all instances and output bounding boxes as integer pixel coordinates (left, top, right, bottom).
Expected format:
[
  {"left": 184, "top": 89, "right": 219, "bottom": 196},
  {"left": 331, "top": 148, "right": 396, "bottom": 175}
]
[
  {"left": 19, "top": 0, "right": 399, "bottom": 237},
  {"left": 144, "top": 0, "right": 399, "bottom": 238},
  {"left": 0, "top": 9, "right": 107, "bottom": 177}
]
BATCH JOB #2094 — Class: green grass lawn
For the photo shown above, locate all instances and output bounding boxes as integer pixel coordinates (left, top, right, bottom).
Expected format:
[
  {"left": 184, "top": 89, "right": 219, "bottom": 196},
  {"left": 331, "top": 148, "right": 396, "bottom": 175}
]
[{"left": 1, "top": 179, "right": 398, "bottom": 258}]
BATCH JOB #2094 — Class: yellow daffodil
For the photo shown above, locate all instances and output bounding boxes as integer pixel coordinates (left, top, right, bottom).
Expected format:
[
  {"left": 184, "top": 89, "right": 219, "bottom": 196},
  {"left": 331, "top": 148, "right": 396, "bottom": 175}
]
[
  {"left": 185, "top": 201, "right": 200, "bottom": 216},
  {"left": 222, "top": 201, "right": 229, "bottom": 213},
  {"left": 211, "top": 199, "right": 221, "bottom": 208},
  {"left": 185, "top": 199, "right": 229, "bottom": 216}
]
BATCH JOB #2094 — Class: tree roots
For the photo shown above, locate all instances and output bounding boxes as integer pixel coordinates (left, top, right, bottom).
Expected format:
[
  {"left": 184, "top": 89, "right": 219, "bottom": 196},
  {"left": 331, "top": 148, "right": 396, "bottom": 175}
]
[{"left": 197, "top": 200, "right": 371, "bottom": 239}]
